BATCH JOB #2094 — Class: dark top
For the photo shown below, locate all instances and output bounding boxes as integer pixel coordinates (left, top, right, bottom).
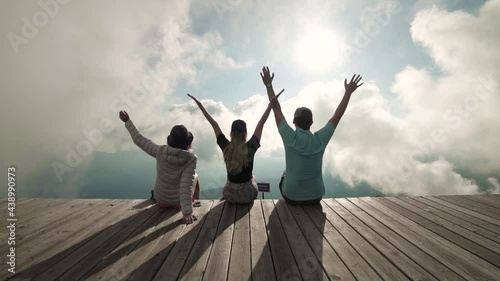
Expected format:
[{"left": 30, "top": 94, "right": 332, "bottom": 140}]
[{"left": 217, "top": 134, "right": 261, "bottom": 183}]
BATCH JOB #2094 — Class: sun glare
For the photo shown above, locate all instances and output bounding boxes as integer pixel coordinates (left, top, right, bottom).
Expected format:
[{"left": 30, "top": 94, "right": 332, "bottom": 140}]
[{"left": 296, "top": 27, "right": 343, "bottom": 72}]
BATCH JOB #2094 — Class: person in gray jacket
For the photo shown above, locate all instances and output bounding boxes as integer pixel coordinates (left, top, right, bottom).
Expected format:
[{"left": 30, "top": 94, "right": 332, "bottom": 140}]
[{"left": 119, "top": 110, "right": 199, "bottom": 224}]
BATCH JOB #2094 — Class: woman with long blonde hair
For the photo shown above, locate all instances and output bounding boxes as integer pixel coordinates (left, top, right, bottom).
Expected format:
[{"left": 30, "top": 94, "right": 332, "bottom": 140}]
[{"left": 188, "top": 91, "right": 282, "bottom": 203}]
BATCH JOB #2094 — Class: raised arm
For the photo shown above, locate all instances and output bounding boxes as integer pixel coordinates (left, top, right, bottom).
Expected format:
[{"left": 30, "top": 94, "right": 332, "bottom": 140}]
[
  {"left": 329, "top": 74, "right": 363, "bottom": 127},
  {"left": 260, "top": 66, "right": 286, "bottom": 127},
  {"left": 187, "top": 94, "right": 222, "bottom": 137},
  {"left": 253, "top": 89, "right": 284, "bottom": 139},
  {"left": 119, "top": 110, "right": 161, "bottom": 158}
]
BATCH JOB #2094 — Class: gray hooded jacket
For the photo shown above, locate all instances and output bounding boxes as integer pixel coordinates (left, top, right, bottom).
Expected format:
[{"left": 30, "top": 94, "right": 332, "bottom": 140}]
[{"left": 125, "top": 120, "right": 197, "bottom": 215}]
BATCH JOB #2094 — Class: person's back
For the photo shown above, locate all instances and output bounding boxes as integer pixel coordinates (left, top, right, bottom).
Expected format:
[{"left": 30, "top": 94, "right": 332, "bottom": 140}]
[
  {"left": 120, "top": 110, "right": 198, "bottom": 224},
  {"left": 188, "top": 93, "right": 278, "bottom": 204},
  {"left": 153, "top": 144, "right": 197, "bottom": 209},
  {"left": 218, "top": 129, "right": 259, "bottom": 182},
  {"left": 278, "top": 115, "right": 335, "bottom": 201},
  {"left": 217, "top": 120, "right": 261, "bottom": 203},
  {"left": 259, "top": 66, "right": 363, "bottom": 204}
]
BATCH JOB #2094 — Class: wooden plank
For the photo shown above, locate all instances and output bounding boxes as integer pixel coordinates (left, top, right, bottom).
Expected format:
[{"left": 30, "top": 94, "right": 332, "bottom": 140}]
[
  {"left": 13, "top": 198, "right": 58, "bottom": 216},
  {"left": 151, "top": 200, "right": 224, "bottom": 281},
  {"left": 12, "top": 199, "right": 77, "bottom": 237},
  {"left": 201, "top": 202, "right": 237, "bottom": 281},
  {"left": 16, "top": 199, "right": 110, "bottom": 246},
  {"left": 126, "top": 200, "right": 214, "bottom": 281},
  {"left": 386, "top": 197, "right": 500, "bottom": 266},
  {"left": 453, "top": 196, "right": 500, "bottom": 215},
  {"left": 372, "top": 197, "right": 500, "bottom": 280},
  {"left": 0, "top": 197, "right": 34, "bottom": 241},
  {"left": 249, "top": 200, "right": 276, "bottom": 281},
  {"left": 130, "top": 199, "right": 156, "bottom": 210},
  {"left": 344, "top": 198, "right": 465, "bottom": 281},
  {"left": 302, "top": 201, "right": 381, "bottom": 281},
  {"left": 64, "top": 207, "right": 178, "bottom": 280},
  {"left": 15, "top": 199, "right": 81, "bottom": 223},
  {"left": 285, "top": 203, "right": 356, "bottom": 280},
  {"left": 89, "top": 201, "right": 212, "bottom": 280},
  {"left": 32, "top": 201, "right": 158, "bottom": 280},
  {"left": 409, "top": 197, "right": 500, "bottom": 244},
  {"left": 425, "top": 196, "right": 500, "bottom": 226},
  {"left": 4, "top": 200, "right": 132, "bottom": 280},
  {"left": 0, "top": 198, "right": 34, "bottom": 212},
  {"left": 438, "top": 196, "right": 500, "bottom": 218},
  {"left": 180, "top": 200, "right": 231, "bottom": 281},
  {"left": 10, "top": 199, "right": 116, "bottom": 270},
  {"left": 9, "top": 199, "right": 142, "bottom": 280},
  {"left": 417, "top": 197, "right": 500, "bottom": 234},
  {"left": 400, "top": 197, "right": 500, "bottom": 252},
  {"left": 261, "top": 200, "right": 299, "bottom": 281},
  {"left": 461, "top": 195, "right": 500, "bottom": 209},
  {"left": 227, "top": 204, "right": 251, "bottom": 281},
  {"left": 14, "top": 199, "right": 85, "bottom": 233},
  {"left": 0, "top": 199, "right": 32, "bottom": 267},
  {"left": 320, "top": 199, "right": 408, "bottom": 280},
  {"left": 6, "top": 199, "right": 123, "bottom": 273},
  {"left": 5, "top": 196, "right": 499, "bottom": 281},
  {"left": 272, "top": 200, "right": 329, "bottom": 281},
  {"left": 16, "top": 199, "right": 74, "bottom": 219},
  {"left": 0, "top": 198, "right": 7, "bottom": 208},
  {"left": 331, "top": 198, "right": 437, "bottom": 281},
  {"left": 84, "top": 207, "right": 179, "bottom": 280}
]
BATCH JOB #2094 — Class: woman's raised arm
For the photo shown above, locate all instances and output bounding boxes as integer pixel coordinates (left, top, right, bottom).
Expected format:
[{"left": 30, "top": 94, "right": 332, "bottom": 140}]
[
  {"left": 188, "top": 94, "right": 222, "bottom": 137},
  {"left": 253, "top": 89, "right": 284, "bottom": 139}
]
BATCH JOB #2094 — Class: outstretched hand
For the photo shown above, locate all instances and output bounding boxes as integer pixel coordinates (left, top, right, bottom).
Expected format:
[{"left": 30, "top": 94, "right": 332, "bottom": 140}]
[
  {"left": 260, "top": 66, "right": 274, "bottom": 86},
  {"left": 119, "top": 110, "right": 130, "bottom": 123},
  {"left": 344, "top": 74, "right": 364, "bottom": 94},
  {"left": 187, "top": 93, "right": 202, "bottom": 106}
]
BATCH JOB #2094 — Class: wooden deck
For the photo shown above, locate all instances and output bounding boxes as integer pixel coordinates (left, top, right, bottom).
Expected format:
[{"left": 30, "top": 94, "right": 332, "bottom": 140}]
[{"left": 1, "top": 195, "right": 499, "bottom": 280}]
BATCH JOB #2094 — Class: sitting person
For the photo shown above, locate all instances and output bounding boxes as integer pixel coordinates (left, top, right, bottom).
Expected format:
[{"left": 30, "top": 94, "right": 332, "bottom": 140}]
[
  {"left": 260, "top": 66, "right": 363, "bottom": 204},
  {"left": 188, "top": 92, "right": 282, "bottom": 203},
  {"left": 119, "top": 110, "right": 199, "bottom": 224}
]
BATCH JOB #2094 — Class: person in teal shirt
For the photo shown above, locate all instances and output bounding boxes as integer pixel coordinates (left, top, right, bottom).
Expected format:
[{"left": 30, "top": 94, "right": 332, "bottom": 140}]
[{"left": 260, "top": 66, "right": 364, "bottom": 204}]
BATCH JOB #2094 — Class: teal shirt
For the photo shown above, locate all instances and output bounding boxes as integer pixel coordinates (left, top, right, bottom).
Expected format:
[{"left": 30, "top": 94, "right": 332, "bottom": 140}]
[{"left": 278, "top": 120, "right": 335, "bottom": 200}]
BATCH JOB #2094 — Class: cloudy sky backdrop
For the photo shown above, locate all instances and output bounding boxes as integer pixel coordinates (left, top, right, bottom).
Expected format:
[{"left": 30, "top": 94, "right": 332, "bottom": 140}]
[{"left": 1, "top": 0, "right": 499, "bottom": 199}]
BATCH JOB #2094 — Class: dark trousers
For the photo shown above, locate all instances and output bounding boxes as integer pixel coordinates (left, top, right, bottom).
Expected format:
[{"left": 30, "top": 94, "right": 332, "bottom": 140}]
[{"left": 279, "top": 173, "right": 321, "bottom": 205}]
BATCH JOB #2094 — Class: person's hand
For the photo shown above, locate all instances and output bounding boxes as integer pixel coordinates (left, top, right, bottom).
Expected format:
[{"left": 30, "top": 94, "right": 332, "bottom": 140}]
[
  {"left": 268, "top": 89, "right": 284, "bottom": 108},
  {"left": 119, "top": 110, "right": 130, "bottom": 122},
  {"left": 187, "top": 93, "right": 202, "bottom": 106},
  {"left": 182, "top": 214, "right": 197, "bottom": 224},
  {"left": 344, "top": 74, "right": 364, "bottom": 94},
  {"left": 260, "top": 66, "right": 275, "bottom": 87}
]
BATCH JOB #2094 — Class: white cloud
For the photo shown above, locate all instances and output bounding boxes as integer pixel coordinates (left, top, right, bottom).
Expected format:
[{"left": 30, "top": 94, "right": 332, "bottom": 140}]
[
  {"left": 488, "top": 177, "right": 500, "bottom": 194},
  {"left": 411, "top": 2, "right": 500, "bottom": 77},
  {"left": 0, "top": 0, "right": 245, "bottom": 187},
  {"left": 412, "top": 0, "right": 446, "bottom": 13},
  {"left": 316, "top": 1, "right": 500, "bottom": 195}
]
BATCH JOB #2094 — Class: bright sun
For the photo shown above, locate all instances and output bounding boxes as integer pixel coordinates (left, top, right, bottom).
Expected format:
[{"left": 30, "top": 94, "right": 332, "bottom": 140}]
[{"left": 296, "top": 27, "right": 343, "bottom": 72}]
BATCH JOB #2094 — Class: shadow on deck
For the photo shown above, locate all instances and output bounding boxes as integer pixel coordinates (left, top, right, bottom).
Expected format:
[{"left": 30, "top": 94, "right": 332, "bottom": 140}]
[{"left": 1, "top": 195, "right": 500, "bottom": 281}]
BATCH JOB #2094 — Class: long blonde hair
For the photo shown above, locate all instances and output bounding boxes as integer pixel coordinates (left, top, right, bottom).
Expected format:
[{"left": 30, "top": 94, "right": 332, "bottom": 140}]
[{"left": 223, "top": 131, "right": 248, "bottom": 174}]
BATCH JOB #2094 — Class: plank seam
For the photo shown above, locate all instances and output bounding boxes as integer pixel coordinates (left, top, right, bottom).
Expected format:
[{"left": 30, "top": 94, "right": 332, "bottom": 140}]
[{"left": 321, "top": 199, "right": 385, "bottom": 281}]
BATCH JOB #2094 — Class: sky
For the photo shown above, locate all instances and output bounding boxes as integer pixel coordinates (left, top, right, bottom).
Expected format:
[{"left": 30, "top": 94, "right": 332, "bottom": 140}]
[{"left": 1, "top": 0, "right": 499, "bottom": 200}]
